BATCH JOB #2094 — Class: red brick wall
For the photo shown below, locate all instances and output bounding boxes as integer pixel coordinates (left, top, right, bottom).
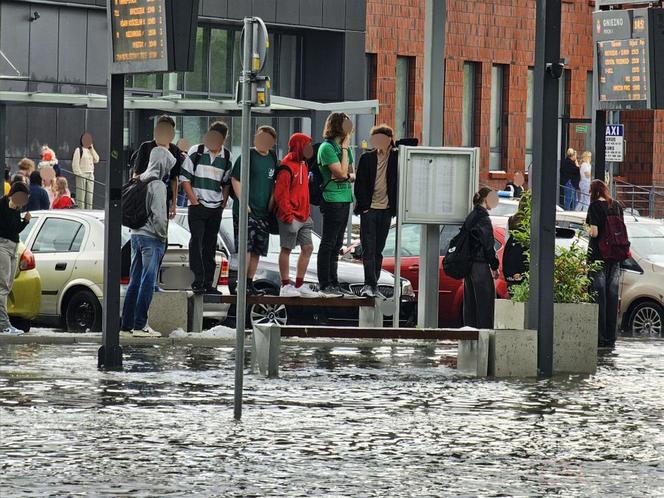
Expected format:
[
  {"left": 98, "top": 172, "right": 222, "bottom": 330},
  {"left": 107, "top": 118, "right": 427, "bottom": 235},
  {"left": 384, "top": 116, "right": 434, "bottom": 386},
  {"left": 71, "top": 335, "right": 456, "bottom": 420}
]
[
  {"left": 654, "top": 112, "right": 664, "bottom": 186},
  {"left": 365, "top": 0, "right": 661, "bottom": 190}
]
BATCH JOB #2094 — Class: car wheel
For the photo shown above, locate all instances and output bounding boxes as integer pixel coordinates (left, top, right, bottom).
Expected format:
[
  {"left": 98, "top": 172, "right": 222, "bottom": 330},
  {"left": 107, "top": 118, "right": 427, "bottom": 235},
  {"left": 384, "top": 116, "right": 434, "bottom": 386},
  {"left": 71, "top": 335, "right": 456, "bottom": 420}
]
[
  {"left": 9, "top": 317, "right": 31, "bottom": 333},
  {"left": 65, "top": 289, "right": 102, "bottom": 332},
  {"left": 628, "top": 301, "right": 664, "bottom": 338},
  {"left": 249, "top": 284, "right": 287, "bottom": 329}
]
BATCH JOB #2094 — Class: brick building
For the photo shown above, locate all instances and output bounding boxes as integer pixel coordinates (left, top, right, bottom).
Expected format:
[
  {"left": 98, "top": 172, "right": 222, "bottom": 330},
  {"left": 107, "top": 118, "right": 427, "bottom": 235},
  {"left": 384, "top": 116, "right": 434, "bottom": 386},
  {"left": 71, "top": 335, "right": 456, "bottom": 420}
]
[{"left": 366, "top": 0, "right": 664, "bottom": 190}]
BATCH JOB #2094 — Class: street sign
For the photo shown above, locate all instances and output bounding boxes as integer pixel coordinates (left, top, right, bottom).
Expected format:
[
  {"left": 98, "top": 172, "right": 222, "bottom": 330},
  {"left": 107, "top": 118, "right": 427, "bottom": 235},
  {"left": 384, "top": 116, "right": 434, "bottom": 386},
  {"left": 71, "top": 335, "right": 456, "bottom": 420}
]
[
  {"left": 593, "top": 8, "right": 664, "bottom": 110},
  {"left": 109, "top": 0, "right": 199, "bottom": 74},
  {"left": 605, "top": 124, "right": 624, "bottom": 162},
  {"left": 575, "top": 124, "right": 589, "bottom": 134}
]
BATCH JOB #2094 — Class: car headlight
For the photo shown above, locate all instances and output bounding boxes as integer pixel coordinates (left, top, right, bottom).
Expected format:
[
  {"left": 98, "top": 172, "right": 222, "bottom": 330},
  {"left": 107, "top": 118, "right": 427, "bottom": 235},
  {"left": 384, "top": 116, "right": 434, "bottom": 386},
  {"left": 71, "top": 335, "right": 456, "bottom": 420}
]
[{"left": 401, "top": 278, "right": 415, "bottom": 297}]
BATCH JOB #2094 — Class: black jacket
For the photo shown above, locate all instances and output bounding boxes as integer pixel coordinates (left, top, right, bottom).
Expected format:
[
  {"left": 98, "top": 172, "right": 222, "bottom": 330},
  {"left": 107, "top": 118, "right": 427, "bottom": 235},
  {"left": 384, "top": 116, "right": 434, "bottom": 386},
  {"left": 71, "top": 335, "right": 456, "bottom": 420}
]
[
  {"left": 560, "top": 157, "right": 580, "bottom": 189},
  {"left": 465, "top": 205, "right": 499, "bottom": 270},
  {"left": 354, "top": 148, "right": 398, "bottom": 216},
  {"left": 0, "top": 196, "right": 30, "bottom": 243}
]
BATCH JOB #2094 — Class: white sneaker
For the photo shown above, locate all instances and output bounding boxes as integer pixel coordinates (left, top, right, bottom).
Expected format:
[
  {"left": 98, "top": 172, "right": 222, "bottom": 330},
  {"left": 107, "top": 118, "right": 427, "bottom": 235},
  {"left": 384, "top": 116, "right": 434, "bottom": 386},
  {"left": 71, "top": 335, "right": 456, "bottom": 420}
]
[
  {"left": 280, "top": 284, "right": 300, "bottom": 297},
  {"left": 297, "top": 284, "right": 320, "bottom": 298},
  {"left": 120, "top": 330, "right": 133, "bottom": 338},
  {"left": 1, "top": 326, "right": 24, "bottom": 335},
  {"left": 131, "top": 326, "right": 162, "bottom": 338}
]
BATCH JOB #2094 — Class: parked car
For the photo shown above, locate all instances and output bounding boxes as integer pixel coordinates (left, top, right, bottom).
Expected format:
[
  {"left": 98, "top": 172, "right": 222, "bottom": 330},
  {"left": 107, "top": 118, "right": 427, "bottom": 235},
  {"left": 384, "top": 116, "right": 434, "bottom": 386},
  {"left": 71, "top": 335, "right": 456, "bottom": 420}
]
[
  {"left": 173, "top": 209, "right": 418, "bottom": 328},
  {"left": 7, "top": 242, "right": 42, "bottom": 333},
  {"left": 556, "top": 211, "right": 664, "bottom": 337},
  {"left": 491, "top": 197, "right": 564, "bottom": 218},
  {"left": 377, "top": 223, "right": 509, "bottom": 327},
  {"left": 19, "top": 210, "right": 229, "bottom": 332}
]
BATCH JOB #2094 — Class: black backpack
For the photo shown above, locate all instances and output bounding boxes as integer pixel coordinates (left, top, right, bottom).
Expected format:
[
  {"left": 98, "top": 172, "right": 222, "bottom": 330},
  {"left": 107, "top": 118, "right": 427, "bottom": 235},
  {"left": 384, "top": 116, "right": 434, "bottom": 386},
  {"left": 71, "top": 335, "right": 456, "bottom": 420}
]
[
  {"left": 190, "top": 144, "right": 231, "bottom": 173},
  {"left": 502, "top": 235, "right": 528, "bottom": 283},
  {"left": 121, "top": 177, "right": 158, "bottom": 229},
  {"left": 443, "top": 224, "right": 473, "bottom": 280}
]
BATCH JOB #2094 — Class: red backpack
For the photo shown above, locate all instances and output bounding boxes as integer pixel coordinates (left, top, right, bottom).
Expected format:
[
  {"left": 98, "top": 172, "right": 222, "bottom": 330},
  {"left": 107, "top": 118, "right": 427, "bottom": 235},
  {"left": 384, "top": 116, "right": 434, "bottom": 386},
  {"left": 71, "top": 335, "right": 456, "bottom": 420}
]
[{"left": 598, "top": 206, "right": 630, "bottom": 262}]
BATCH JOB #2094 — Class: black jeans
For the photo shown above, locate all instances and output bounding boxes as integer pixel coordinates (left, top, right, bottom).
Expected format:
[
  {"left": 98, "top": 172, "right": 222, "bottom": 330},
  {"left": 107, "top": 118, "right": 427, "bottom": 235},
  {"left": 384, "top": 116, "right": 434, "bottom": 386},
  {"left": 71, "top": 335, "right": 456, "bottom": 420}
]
[
  {"left": 318, "top": 201, "right": 350, "bottom": 289},
  {"left": 187, "top": 204, "right": 222, "bottom": 288},
  {"left": 463, "top": 262, "right": 496, "bottom": 329},
  {"left": 360, "top": 208, "right": 392, "bottom": 288},
  {"left": 591, "top": 261, "right": 621, "bottom": 346}
]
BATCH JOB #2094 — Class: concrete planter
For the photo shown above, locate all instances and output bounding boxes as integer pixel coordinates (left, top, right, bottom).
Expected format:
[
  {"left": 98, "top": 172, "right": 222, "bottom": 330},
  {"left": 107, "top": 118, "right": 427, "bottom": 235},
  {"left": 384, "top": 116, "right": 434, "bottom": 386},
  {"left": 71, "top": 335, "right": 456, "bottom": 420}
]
[{"left": 494, "top": 299, "right": 599, "bottom": 375}]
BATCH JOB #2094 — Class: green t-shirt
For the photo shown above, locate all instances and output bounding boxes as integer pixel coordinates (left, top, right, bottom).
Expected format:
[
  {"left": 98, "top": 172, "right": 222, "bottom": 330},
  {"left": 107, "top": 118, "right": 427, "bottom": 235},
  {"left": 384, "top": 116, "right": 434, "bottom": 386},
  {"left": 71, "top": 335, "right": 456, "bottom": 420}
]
[
  {"left": 231, "top": 148, "right": 277, "bottom": 219},
  {"left": 317, "top": 140, "right": 354, "bottom": 203}
]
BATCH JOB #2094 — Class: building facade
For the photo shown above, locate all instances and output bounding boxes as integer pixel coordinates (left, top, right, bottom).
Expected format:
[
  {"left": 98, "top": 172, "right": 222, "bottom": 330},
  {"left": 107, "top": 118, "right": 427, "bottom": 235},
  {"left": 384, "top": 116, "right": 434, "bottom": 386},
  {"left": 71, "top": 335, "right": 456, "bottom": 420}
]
[
  {"left": 366, "top": 0, "right": 664, "bottom": 190},
  {"left": 0, "top": 0, "right": 366, "bottom": 206}
]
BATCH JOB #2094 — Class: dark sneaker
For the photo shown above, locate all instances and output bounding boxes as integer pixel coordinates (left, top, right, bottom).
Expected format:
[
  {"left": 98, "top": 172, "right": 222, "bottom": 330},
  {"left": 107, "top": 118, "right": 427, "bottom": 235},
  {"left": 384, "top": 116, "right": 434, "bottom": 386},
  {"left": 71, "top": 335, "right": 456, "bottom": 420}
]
[
  {"left": 359, "top": 285, "right": 376, "bottom": 298},
  {"left": 205, "top": 287, "right": 223, "bottom": 296},
  {"left": 337, "top": 285, "right": 358, "bottom": 298},
  {"left": 319, "top": 286, "right": 343, "bottom": 298},
  {"left": 192, "top": 282, "right": 206, "bottom": 295}
]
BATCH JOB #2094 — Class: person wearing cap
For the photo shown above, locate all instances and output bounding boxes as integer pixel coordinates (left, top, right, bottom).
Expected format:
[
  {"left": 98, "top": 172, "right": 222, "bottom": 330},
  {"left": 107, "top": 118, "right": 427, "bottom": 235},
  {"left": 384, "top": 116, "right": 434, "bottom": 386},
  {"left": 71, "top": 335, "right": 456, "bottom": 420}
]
[
  {"left": 0, "top": 182, "right": 31, "bottom": 335},
  {"left": 180, "top": 121, "right": 233, "bottom": 294}
]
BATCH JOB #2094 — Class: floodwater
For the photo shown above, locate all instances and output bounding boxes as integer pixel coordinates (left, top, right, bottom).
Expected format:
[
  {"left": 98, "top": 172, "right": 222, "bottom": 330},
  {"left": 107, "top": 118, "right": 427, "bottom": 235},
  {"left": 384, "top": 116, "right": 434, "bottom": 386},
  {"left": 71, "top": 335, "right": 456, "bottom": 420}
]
[{"left": 1, "top": 338, "right": 663, "bottom": 497}]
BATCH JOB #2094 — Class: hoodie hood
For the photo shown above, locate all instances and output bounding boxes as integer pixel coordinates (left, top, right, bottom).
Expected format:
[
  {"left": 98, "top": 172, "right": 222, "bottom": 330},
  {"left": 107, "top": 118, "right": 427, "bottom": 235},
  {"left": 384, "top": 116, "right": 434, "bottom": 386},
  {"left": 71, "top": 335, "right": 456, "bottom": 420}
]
[
  {"left": 283, "top": 133, "right": 312, "bottom": 163},
  {"left": 140, "top": 146, "right": 175, "bottom": 181}
]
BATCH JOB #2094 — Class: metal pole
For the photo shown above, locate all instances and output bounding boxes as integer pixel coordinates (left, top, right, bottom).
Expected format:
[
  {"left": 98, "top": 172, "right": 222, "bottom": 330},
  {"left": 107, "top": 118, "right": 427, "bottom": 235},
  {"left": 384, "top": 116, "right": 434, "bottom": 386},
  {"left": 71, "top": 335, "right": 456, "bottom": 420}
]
[
  {"left": 594, "top": 110, "right": 607, "bottom": 181},
  {"left": 418, "top": 0, "right": 446, "bottom": 328},
  {"left": 0, "top": 104, "right": 6, "bottom": 173},
  {"left": 98, "top": 73, "right": 124, "bottom": 370},
  {"left": 234, "top": 17, "right": 254, "bottom": 421},
  {"left": 528, "top": 0, "right": 561, "bottom": 377}
]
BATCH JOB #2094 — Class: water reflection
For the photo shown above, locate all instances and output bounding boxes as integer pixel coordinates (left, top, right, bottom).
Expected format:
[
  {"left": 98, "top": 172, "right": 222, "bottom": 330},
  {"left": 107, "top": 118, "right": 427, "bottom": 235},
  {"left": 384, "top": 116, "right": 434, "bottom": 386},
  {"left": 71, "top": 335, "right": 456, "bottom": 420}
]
[{"left": 1, "top": 339, "right": 663, "bottom": 496}]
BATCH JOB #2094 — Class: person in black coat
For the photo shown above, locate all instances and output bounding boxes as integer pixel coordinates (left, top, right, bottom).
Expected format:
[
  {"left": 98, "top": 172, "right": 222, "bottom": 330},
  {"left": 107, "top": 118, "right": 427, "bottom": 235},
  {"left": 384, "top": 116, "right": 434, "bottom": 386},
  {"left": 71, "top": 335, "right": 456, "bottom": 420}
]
[
  {"left": 354, "top": 125, "right": 399, "bottom": 297},
  {"left": 560, "top": 148, "right": 580, "bottom": 210},
  {"left": 463, "top": 187, "right": 500, "bottom": 329}
]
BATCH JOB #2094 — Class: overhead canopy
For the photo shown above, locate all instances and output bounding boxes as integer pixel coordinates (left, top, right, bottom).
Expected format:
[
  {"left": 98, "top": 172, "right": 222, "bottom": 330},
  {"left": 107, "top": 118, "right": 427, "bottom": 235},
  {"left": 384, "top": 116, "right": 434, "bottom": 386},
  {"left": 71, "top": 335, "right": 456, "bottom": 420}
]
[{"left": 0, "top": 91, "right": 379, "bottom": 118}]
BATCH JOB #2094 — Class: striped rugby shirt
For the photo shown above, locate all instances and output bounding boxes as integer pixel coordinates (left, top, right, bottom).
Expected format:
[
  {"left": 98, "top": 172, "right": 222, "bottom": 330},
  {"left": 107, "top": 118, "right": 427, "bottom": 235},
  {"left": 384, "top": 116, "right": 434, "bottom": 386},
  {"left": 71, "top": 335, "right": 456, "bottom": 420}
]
[{"left": 179, "top": 144, "right": 233, "bottom": 208}]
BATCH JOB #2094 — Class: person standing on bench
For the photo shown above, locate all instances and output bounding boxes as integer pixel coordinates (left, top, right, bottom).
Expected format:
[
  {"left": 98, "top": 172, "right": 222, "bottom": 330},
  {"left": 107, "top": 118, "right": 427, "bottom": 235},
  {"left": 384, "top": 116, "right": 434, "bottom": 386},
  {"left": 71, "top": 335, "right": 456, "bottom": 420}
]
[
  {"left": 121, "top": 147, "right": 175, "bottom": 337},
  {"left": 231, "top": 126, "right": 279, "bottom": 296},
  {"left": 354, "top": 124, "right": 398, "bottom": 298},
  {"left": 317, "top": 113, "right": 355, "bottom": 298},
  {"left": 273, "top": 132, "right": 319, "bottom": 298},
  {"left": 130, "top": 115, "right": 184, "bottom": 221},
  {"left": 463, "top": 187, "right": 500, "bottom": 329},
  {"left": 180, "top": 121, "right": 233, "bottom": 295}
]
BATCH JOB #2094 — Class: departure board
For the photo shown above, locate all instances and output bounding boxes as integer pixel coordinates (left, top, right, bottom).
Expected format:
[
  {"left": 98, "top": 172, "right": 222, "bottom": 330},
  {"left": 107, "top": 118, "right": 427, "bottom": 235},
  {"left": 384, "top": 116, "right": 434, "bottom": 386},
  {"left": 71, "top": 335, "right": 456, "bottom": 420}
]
[
  {"left": 111, "top": 0, "right": 168, "bottom": 72},
  {"left": 597, "top": 39, "right": 648, "bottom": 103}
]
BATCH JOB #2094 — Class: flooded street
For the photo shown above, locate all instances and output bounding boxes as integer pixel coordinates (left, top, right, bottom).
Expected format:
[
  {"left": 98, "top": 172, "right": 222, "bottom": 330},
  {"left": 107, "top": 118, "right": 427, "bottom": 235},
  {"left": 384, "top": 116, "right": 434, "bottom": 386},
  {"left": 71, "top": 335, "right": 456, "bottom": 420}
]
[{"left": 1, "top": 338, "right": 663, "bottom": 496}]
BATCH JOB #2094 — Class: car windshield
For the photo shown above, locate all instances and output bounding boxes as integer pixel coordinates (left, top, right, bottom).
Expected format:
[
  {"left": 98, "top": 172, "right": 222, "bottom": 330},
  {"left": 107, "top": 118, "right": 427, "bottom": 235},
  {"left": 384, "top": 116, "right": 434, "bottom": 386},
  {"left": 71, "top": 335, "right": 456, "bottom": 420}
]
[
  {"left": 628, "top": 223, "right": 664, "bottom": 262},
  {"left": 220, "top": 217, "right": 321, "bottom": 255}
]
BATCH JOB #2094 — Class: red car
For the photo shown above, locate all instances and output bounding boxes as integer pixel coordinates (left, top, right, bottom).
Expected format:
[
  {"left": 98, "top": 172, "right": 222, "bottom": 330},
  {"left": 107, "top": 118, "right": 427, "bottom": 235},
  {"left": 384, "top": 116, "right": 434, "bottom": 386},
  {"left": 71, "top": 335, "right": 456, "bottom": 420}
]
[{"left": 381, "top": 223, "right": 509, "bottom": 327}]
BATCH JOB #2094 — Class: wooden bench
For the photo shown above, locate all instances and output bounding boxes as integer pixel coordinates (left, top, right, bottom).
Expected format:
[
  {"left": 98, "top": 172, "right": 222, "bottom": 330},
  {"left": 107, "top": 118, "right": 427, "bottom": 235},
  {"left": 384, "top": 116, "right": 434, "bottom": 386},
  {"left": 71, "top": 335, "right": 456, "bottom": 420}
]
[
  {"left": 192, "top": 295, "right": 385, "bottom": 331},
  {"left": 251, "top": 324, "right": 489, "bottom": 378}
]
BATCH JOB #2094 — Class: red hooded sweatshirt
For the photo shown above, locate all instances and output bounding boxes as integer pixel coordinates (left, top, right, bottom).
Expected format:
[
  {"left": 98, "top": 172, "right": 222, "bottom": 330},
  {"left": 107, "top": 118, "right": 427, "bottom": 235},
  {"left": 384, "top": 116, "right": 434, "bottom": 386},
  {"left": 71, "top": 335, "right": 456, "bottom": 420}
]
[{"left": 274, "top": 133, "right": 312, "bottom": 223}]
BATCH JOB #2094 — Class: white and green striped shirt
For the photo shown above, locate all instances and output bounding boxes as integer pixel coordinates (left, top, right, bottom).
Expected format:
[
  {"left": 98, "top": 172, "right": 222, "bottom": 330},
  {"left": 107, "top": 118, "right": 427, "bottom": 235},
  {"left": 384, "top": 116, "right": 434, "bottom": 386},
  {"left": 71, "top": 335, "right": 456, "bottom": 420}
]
[{"left": 180, "top": 145, "right": 233, "bottom": 208}]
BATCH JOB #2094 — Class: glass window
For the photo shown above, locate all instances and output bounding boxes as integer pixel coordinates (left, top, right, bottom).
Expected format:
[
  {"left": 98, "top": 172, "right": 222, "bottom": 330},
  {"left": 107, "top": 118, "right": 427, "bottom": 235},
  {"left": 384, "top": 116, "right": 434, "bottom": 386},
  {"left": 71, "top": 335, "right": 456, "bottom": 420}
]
[
  {"left": 185, "top": 27, "right": 207, "bottom": 93},
  {"left": 210, "top": 28, "right": 234, "bottom": 95},
  {"left": 367, "top": 53, "right": 377, "bottom": 101},
  {"left": 462, "top": 62, "right": 477, "bottom": 147},
  {"left": 396, "top": 56, "right": 414, "bottom": 140},
  {"left": 490, "top": 65, "right": 505, "bottom": 171},
  {"left": 19, "top": 217, "right": 39, "bottom": 244},
  {"left": 525, "top": 67, "right": 534, "bottom": 169},
  {"left": 276, "top": 34, "right": 298, "bottom": 98},
  {"left": 384, "top": 224, "right": 421, "bottom": 258},
  {"left": 32, "top": 218, "right": 85, "bottom": 253}
]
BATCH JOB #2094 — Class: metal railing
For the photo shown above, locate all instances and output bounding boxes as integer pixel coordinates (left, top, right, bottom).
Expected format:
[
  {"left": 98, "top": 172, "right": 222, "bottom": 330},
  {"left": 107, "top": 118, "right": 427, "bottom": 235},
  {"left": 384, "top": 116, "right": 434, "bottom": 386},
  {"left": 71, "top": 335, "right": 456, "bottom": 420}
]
[
  {"left": 613, "top": 180, "right": 664, "bottom": 219},
  {"left": 56, "top": 166, "right": 106, "bottom": 210}
]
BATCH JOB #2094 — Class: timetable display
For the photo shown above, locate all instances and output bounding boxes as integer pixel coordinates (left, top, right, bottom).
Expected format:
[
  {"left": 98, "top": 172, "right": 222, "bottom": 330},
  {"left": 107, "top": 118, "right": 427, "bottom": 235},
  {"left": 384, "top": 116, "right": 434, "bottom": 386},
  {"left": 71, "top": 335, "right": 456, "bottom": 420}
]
[
  {"left": 111, "top": 0, "right": 168, "bottom": 69},
  {"left": 108, "top": 0, "right": 199, "bottom": 75},
  {"left": 597, "top": 39, "right": 648, "bottom": 103}
]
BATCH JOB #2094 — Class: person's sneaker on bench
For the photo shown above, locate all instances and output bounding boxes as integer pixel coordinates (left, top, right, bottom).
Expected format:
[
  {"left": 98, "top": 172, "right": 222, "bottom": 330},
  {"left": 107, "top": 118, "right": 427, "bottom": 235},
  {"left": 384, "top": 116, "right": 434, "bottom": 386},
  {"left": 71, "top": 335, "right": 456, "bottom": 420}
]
[
  {"left": 319, "top": 285, "right": 343, "bottom": 298},
  {"left": 205, "top": 287, "right": 223, "bottom": 296},
  {"left": 131, "top": 325, "right": 162, "bottom": 338},
  {"left": 280, "top": 283, "right": 300, "bottom": 297},
  {"left": 359, "top": 285, "right": 376, "bottom": 298},
  {"left": 296, "top": 283, "right": 320, "bottom": 298}
]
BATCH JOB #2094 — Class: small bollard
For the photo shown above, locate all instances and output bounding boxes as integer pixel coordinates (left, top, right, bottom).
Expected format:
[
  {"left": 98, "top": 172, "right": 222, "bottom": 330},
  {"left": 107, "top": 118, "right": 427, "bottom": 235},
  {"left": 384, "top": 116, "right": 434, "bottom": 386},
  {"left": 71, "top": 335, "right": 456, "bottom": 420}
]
[
  {"left": 252, "top": 324, "right": 281, "bottom": 377},
  {"left": 189, "top": 293, "right": 204, "bottom": 333}
]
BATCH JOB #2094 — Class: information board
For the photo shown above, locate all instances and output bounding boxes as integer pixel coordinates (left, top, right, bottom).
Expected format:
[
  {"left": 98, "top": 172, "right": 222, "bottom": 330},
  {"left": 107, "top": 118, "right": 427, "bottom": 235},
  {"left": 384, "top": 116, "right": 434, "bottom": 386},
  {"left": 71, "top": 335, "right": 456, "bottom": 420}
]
[
  {"left": 111, "top": 0, "right": 168, "bottom": 72},
  {"left": 398, "top": 147, "right": 479, "bottom": 224},
  {"left": 605, "top": 124, "right": 624, "bottom": 162},
  {"left": 109, "top": 0, "right": 199, "bottom": 74},
  {"left": 597, "top": 39, "right": 647, "bottom": 103}
]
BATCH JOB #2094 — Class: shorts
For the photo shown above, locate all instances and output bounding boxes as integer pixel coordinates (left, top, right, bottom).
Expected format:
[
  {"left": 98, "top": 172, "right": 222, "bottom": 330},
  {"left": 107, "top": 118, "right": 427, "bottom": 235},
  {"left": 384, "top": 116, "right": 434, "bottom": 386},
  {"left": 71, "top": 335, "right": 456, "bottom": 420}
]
[
  {"left": 278, "top": 217, "right": 314, "bottom": 250},
  {"left": 247, "top": 215, "right": 270, "bottom": 257}
]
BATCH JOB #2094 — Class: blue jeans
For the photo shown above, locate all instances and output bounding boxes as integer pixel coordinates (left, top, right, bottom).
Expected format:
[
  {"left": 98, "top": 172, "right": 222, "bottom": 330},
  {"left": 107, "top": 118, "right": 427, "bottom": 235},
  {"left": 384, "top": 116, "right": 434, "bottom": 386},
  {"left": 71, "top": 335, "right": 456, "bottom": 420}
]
[
  {"left": 121, "top": 234, "right": 165, "bottom": 331},
  {"left": 563, "top": 180, "right": 577, "bottom": 211}
]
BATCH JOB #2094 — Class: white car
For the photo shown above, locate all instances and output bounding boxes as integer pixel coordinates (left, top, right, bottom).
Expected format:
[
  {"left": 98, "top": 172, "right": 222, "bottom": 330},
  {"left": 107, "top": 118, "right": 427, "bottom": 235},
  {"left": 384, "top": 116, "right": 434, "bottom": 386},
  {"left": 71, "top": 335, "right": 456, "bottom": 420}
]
[{"left": 19, "top": 210, "right": 230, "bottom": 332}]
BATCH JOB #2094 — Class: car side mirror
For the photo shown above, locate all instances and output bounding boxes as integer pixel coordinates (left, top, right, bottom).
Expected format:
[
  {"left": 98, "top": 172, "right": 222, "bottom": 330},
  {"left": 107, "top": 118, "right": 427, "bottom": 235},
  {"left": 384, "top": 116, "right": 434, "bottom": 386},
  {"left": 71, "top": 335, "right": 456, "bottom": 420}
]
[{"left": 621, "top": 257, "right": 643, "bottom": 274}]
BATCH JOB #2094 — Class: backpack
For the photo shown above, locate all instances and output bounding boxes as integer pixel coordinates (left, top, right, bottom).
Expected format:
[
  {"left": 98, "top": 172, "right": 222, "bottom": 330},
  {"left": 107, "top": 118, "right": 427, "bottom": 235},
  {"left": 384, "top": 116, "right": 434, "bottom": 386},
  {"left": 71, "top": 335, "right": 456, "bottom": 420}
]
[
  {"left": 443, "top": 224, "right": 473, "bottom": 280},
  {"left": 308, "top": 140, "right": 339, "bottom": 206},
  {"left": 502, "top": 235, "right": 528, "bottom": 282},
  {"left": 191, "top": 144, "right": 231, "bottom": 173},
  {"left": 598, "top": 206, "right": 630, "bottom": 262},
  {"left": 121, "top": 177, "right": 158, "bottom": 229}
]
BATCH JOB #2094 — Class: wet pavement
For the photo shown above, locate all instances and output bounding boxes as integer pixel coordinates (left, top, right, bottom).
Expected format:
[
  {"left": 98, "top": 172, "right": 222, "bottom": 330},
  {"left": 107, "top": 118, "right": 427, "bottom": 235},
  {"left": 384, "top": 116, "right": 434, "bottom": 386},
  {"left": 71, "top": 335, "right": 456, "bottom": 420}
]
[{"left": 1, "top": 338, "right": 663, "bottom": 496}]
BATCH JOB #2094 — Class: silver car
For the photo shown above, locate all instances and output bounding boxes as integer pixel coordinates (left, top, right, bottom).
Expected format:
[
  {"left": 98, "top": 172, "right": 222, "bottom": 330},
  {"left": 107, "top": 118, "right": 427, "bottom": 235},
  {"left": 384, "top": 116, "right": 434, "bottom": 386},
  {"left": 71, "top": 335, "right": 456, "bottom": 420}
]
[{"left": 19, "top": 210, "right": 229, "bottom": 332}]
